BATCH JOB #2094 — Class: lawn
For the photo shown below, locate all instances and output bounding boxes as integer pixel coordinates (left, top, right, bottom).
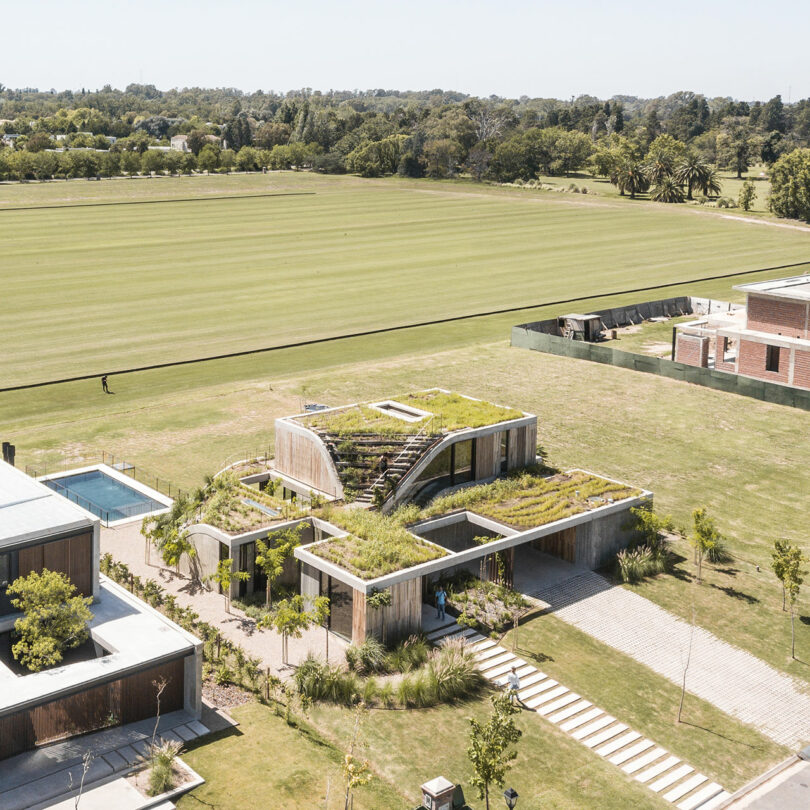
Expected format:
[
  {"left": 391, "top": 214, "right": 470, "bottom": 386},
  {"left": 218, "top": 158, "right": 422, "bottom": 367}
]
[{"left": 3, "top": 171, "right": 810, "bottom": 387}]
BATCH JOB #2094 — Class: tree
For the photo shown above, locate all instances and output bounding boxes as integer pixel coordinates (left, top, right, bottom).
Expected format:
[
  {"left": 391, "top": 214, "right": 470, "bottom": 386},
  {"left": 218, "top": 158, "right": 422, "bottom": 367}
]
[
  {"left": 186, "top": 129, "right": 209, "bottom": 156},
  {"left": 254, "top": 525, "right": 303, "bottom": 607},
  {"left": 650, "top": 176, "right": 685, "bottom": 203},
  {"left": 718, "top": 126, "right": 756, "bottom": 179},
  {"left": 343, "top": 706, "right": 371, "bottom": 810},
  {"left": 738, "top": 179, "right": 757, "bottom": 211},
  {"left": 197, "top": 143, "right": 220, "bottom": 174},
  {"left": 467, "top": 693, "right": 522, "bottom": 810},
  {"left": 206, "top": 558, "right": 249, "bottom": 614},
  {"left": 690, "top": 507, "right": 721, "bottom": 583},
  {"left": 6, "top": 569, "right": 94, "bottom": 672},
  {"left": 141, "top": 149, "right": 165, "bottom": 175},
  {"left": 783, "top": 547, "right": 807, "bottom": 659},
  {"left": 465, "top": 144, "right": 492, "bottom": 181},
  {"left": 613, "top": 158, "right": 649, "bottom": 199},
  {"left": 769, "top": 148, "right": 810, "bottom": 222},
  {"left": 550, "top": 130, "right": 592, "bottom": 176},
  {"left": 675, "top": 153, "right": 710, "bottom": 200},
  {"left": 260, "top": 594, "right": 329, "bottom": 664},
  {"left": 235, "top": 145, "right": 260, "bottom": 172},
  {"left": 423, "top": 138, "right": 462, "bottom": 178}
]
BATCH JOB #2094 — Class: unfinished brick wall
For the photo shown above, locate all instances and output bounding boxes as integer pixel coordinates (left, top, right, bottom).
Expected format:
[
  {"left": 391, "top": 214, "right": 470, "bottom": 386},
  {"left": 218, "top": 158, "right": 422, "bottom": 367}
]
[
  {"left": 675, "top": 333, "right": 709, "bottom": 367},
  {"left": 793, "top": 350, "right": 810, "bottom": 390},
  {"left": 715, "top": 336, "right": 736, "bottom": 372},
  {"left": 746, "top": 294, "right": 809, "bottom": 338},
  {"left": 737, "top": 339, "right": 791, "bottom": 384}
]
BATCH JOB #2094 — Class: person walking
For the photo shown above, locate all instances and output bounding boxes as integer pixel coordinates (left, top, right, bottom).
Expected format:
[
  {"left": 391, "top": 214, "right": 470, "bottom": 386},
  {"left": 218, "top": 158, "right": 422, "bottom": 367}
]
[
  {"left": 507, "top": 666, "right": 525, "bottom": 707},
  {"left": 435, "top": 585, "right": 447, "bottom": 621},
  {"left": 101, "top": 375, "right": 110, "bottom": 394}
]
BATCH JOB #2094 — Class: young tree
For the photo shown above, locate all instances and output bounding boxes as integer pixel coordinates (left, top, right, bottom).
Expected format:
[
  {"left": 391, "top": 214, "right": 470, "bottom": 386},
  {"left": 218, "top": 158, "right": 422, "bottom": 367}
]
[
  {"left": 771, "top": 540, "right": 807, "bottom": 658},
  {"left": 738, "top": 179, "right": 757, "bottom": 211},
  {"left": 467, "top": 693, "right": 522, "bottom": 810},
  {"left": 7, "top": 569, "right": 94, "bottom": 672},
  {"left": 206, "top": 558, "right": 249, "bottom": 614},
  {"left": 260, "top": 594, "right": 329, "bottom": 664},
  {"left": 254, "top": 524, "right": 303, "bottom": 607},
  {"left": 769, "top": 148, "right": 810, "bottom": 222},
  {"left": 690, "top": 507, "right": 722, "bottom": 584},
  {"left": 197, "top": 143, "right": 220, "bottom": 174}
]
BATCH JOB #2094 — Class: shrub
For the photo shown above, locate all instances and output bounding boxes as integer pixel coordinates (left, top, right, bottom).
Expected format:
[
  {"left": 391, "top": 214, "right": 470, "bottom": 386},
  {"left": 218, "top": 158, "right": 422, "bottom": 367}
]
[
  {"left": 617, "top": 544, "right": 670, "bottom": 583},
  {"left": 387, "top": 635, "right": 429, "bottom": 673},
  {"left": 147, "top": 739, "right": 182, "bottom": 796},
  {"left": 294, "top": 654, "right": 361, "bottom": 706},
  {"left": 345, "top": 637, "right": 388, "bottom": 674},
  {"left": 707, "top": 538, "right": 733, "bottom": 564},
  {"left": 214, "top": 663, "right": 233, "bottom": 685},
  {"left": 427, "top": 638, "right": 483, "bottom": 702}
]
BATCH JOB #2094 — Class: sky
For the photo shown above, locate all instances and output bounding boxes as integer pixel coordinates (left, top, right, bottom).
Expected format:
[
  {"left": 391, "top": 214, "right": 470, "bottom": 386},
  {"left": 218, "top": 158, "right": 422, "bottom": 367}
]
[{"left": 3, "top": 0, "right": 809, "bottom": 101}]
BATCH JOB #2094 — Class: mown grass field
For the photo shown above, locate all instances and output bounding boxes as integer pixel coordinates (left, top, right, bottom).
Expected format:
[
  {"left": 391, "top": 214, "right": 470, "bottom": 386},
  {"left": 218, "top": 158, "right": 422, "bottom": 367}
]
[{"left": 2, "top": 171, "right": 809, "bottom": 387}]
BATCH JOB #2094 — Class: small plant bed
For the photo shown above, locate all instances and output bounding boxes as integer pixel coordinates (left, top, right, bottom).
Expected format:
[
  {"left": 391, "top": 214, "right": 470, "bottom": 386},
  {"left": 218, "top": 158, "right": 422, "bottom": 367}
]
[
  {"left": 232, "top": 586, "right": 297, "bottom": 621},
  {"left": 436, "top": 571, "right": 529, "bottom": 634},
  {"left": 296, "top": 635, "right": 484, "bottom": 709},
  {"left": 310, "top": 508, "right": 446, "bottom": 578},
  {"left": 421, "top": 469, "right": 640, "bottom": 531},
  {"left": 127, "top": 745, "right": 197, "bottom": 799}
]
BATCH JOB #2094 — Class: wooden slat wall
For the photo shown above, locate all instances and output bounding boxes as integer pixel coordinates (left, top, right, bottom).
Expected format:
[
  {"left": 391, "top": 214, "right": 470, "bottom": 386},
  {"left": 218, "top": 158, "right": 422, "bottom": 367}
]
[
  {"left": 474, "top": 433, "right": 500, "bottom": 480},
  {"left": 352, "top": 589, "right": 366, "bottom": 644},
  {"left": 0, "top": 656, "right": 186, "bottom": 760},
  {"left": 16, "top": 532, "right": 93, "bottom": 597},
  {"left": 523, "top": 423, "right": 538, "bottom": 465},
  {"left": 507, "top": 428, "right": 520, "bottom": 469},
  {"left": 363, "top": 578, "right": 422, "bottom": 645},
  {"left": 533, "top": 528, "right": 576, "bottom": 563},
  {"left": 275, "top": 424, "right": 337, "bottom": 495}
]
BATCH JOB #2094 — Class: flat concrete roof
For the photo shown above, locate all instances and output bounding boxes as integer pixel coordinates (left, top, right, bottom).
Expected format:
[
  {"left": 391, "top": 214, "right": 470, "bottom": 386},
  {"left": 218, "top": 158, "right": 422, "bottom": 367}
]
[
  {"left": 734, "top": 275, "right": 810, "bottom": 301},
  {"left": 0, "top": 576, "right": 199, "bottom": 715},
  {"left": 0, "top": 460, "right": 96, "bottom": 548}
]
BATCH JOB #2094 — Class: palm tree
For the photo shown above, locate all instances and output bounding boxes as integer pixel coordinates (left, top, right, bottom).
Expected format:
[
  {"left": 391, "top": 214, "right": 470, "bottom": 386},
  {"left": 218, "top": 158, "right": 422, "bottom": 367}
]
[
  {"left": 644, "top": 153, "right": 677, "bottom": 185},
  {"left": 613, "top": 159, "right": 650, "bottom": 199},
  {"left": 675, "top": 154, "right": 710, "bottom": 200},
  {"left": 697, "top": 166, "right": 722, "bottom": 198},
  {"left": 650, "top": 177, "right": 685, "bottom": 203}
]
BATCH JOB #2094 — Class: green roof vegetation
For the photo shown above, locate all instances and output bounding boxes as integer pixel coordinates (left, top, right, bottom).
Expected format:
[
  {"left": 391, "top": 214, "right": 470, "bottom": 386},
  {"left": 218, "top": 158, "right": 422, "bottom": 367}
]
[
  {"left": 298, "top": 390, "right": 524, "bottom": 437},
  {"left": 310, "top": 508, "right": 446, "bottom": 579},
  {"left": 420, "top": 470, "right": 641, "bottom": 531}
]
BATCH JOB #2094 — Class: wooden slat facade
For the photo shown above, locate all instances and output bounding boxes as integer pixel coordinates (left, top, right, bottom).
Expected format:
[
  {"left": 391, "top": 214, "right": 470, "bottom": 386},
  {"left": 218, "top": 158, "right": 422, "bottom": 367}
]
[
  {"left": 359, "top": 578, "right": 423, "bottom": 645},
  {"left": 532, "top": 527, "right": 577, "bottom": 563},
  {"left": 274, "top": 423, "right": 339, "bottom": 496},
  {"left": 474, "top": 433, "right": 500, "bottom": 480},
  {"left": 16, "top": 532, "right": 93, "bottom": 597},
  {"left": 0, "top": 656, "right": 185, "bottom": 760}
]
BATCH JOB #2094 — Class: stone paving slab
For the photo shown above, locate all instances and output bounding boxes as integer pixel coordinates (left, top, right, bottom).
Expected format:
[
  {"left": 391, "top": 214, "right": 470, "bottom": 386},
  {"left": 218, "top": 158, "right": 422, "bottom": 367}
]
[
  {"left": 649, "top": 764, "right": 694, "bottom": 793},
  {"left": 596, "top": 730, "right": 641, "bottom": 757},
  {"left": 663, "top": 773, "right": 708, "bottom": 803},
  {"left": 486, "top": 660, "right": 527, "bottom": 680},
  {"left": 583, "top": 723, "right": 627, "bottom": 749},
  {"left": 559, "top": 706, "right": 602, "bottom": 731},
  {"left": 637, "top": 755, "right": 680, "bottom": 784},
  {"left": 101, "top": 749, "right": 129, "bottom": 771},
  {"left": 531, "top": 570, "right": 810, "bottom": 748},
  {"left": 695, "top": 791, "right": 730, "bottom": 810},
  {"left": 610, "top": 739, "right": 654, "bottom": 765},
  {"left": 623, "top": 747, "right": 667, "bottom": 775},
  {"left": 525, "top": 685, "right": 567, "bottom": 708},
  {"left": 116, "top": 744, "right": 141, "bottom": 766},
  {"left": 572, "top": 714, "right": 616, "bottom": 741},
  {"left": 537, "top": 692, "right": 580, "bottom": 716},
  {"left": 676, "top": 782, "right": 723, "bottom": 810},
  {"left": 549, "top": 699, "right": 592, "bottom": 724},
  {"left": 174, "top": 724, "right": 197, "bottom": 742}
]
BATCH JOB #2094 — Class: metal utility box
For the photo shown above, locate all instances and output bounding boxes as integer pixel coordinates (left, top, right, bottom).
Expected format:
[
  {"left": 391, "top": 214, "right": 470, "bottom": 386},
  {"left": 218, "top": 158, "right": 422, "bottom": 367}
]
[{"left": 421, "top": 776, "right": 456, "bottom": 810}]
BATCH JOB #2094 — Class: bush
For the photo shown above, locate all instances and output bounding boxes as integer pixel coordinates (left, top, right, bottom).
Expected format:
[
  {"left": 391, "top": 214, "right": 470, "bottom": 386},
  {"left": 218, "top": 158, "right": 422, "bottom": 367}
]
[
  {"left": 214, "top": 663, "right": 233, "bottom": 685},
  {"left": 707, "top": 538, "right": 733, "bottom": 564},
  {"left": 387, "top": 635, "right": 429, "bottom": 673},
  {"left": 617, "top": 544, "right": 670, "bottom": 583},
  {"left": 148, "top": 739, "right": 182, "bottom": 796},
  {"left": 427, "top": 638, "right": 483, "bottom": 702},
  {"left": 345, "top": 637, "right": 388, "bottom": 674},
  {"left": 294, "top": 654, "right": 361, "bottom": 706}
]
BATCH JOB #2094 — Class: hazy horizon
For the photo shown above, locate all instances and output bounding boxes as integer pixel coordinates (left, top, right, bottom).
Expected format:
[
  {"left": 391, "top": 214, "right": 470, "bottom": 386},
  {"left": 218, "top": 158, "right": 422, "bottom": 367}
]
[{"left": 3, "top": 0, "right": 809, "bottom": 102}]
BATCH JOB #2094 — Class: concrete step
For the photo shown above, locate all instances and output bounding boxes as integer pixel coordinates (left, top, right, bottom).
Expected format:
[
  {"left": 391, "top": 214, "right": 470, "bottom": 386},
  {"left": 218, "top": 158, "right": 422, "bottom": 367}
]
[
  {"left": 478, "top": 653, "right": 516, "bottom": 672},
  {"left": 676, "top": 783, "right": 724, "bottom": 810},
  {"left": 537, "top": 692, "right": 580, "bottom": 716},
  {"left": 595, "top": 730, "right": 641, "bottom": 757},
  {"left": 469, "top": 639, "right": 497, "bottom": 653},
  {"left": 649, "top": 764, "right": 693, "bottom": 793},
  {"left": 609, "top": 739, "right": 654, "bottom": 766},
  {"left": 635, "top": 755, "right": 680, "bottom": 784},
  {"left": 663, "top": 774, "right": 708, "bottom": 803},
  {"left": 517, "top": 679, "right": 556, "bottom": 700},
  {"left": 525, "top": 685, "right": 567, "bottom": 709},
  {"left": 693, "top": 791, "right": 730, "bottom": 810},
  {"left": 475, "top": 646, "right": 507, "bottom": 662},
  {"left": 622, "top": 747, "right": 667, "bottom": 775},
  {"left": 550, "top": 701, "right": 593, "bottom": 725},
  {"left": 571, "top": 715, "right": 616, "bottom": 741},
  {"left": 485, "top": 660, "right": 527, "bottom": 680},
  {"left": 581, "top": 723, "right": 628, "bottom": 749},
  {"left": 494, "top": 666, "right": 538, "bottom": 687}
]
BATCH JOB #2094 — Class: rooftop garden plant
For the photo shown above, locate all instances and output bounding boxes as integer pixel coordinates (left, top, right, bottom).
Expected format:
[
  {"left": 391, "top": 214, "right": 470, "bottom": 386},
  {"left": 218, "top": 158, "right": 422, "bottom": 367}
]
[
  {"left": 298, "top": 390, "right": 524, "bottom": 437},
  {"left": 420, "top": 469, "right": 641, "bottom": 531},
  {"left": 309, "top": 508, "right": 446, "bottom": 579}
]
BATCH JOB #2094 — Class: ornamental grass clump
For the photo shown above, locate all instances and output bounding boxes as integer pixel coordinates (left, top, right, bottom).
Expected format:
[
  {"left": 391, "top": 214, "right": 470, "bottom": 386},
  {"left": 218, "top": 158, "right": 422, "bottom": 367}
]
[{"left": 147, "top": 739, "right": 182, "bottom": 796}]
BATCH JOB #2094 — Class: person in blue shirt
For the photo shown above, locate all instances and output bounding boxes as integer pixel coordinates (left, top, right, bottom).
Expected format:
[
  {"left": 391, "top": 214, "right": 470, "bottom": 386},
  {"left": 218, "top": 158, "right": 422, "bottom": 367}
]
[{"left": 435, "top": 585, "right": 447, "bottom": 620}]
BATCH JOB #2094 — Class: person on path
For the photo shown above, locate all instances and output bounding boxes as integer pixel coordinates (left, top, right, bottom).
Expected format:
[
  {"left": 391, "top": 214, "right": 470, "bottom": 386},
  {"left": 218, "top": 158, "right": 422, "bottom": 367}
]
[
  {"left": 435, "top": 585, "right": 447, "bottom": 621},
  {"left": 101, "top": 375, "right": 110, "bottom": 394},
  {"left": 507, "top": 666, "right": 525, "bottom": 707}
]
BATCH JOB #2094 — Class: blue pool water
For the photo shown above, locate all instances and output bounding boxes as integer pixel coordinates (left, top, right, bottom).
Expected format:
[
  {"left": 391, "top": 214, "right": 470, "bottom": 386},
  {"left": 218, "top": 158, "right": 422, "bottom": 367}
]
[{"left": 44, "top": 470, "right": 165, "bottom": 522}]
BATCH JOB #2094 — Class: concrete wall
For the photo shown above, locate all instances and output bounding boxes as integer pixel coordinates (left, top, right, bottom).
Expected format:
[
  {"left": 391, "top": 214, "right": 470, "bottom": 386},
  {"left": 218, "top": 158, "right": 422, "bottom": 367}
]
[
  {"left": 512, "top": 324, "right": 810, "bottom": 410},
  {"left": 181, "top": 530, "right": 222, "bottom": 585},
  {"left": 574, "top": 504, "right": 640, "bottom": 569}
]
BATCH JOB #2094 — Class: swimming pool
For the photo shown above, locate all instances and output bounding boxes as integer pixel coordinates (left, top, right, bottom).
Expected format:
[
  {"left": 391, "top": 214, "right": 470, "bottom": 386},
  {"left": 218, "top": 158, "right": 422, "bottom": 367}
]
[{"left": 42, "top": 467, "right": 170, "bottom": 523}]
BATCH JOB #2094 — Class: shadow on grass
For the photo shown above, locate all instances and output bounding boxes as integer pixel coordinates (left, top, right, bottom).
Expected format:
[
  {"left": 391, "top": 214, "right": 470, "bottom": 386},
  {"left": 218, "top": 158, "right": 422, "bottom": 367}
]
[
  {"left": 715, "top": 567, "right": 740, "bottom": 577},
  {"left": 799, "top": 615, "right": 810, "bottom": 626},
  {"left": 677, "top": 720, "right": 764, "bottom": 751},
  {"left": 709, "top": 584, "right": 759, "bottom": 604}
]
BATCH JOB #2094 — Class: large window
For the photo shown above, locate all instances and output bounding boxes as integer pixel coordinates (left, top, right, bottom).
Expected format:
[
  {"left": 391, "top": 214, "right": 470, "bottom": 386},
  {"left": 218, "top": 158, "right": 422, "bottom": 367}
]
[
  {"left": 321, "top": 573, "right": 354, "bottom": 640},
  {"left": 766, "top": 345, "right": 781, "bottom": 372}
]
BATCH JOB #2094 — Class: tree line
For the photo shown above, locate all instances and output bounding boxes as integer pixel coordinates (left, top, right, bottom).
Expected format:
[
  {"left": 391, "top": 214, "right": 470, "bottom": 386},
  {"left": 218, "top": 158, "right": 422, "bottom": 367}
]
[{"left": 3, "top": 85, "right": 810, "bottom": 219}]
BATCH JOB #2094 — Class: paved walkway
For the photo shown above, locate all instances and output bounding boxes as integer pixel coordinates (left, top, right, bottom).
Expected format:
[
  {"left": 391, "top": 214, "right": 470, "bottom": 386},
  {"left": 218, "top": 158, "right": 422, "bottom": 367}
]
[
  {"left": 529, "top": 569, "right": 810, "bottom": 749},
  {"left": 101, "top": 522, "right": 347, "bottom": 678},
  {"left": 426, "top": 617, "right": 730, "bottom": 810},
  {"left": 0, "top": 710, "right": 208, "bottom": 810}
]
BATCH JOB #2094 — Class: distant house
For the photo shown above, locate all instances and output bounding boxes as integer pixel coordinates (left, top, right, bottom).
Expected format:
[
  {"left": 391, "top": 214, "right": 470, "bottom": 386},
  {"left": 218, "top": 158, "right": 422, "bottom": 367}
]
[
  {"left": 170, "top": 134, "right": 189, "bottom": 152},
  {"left": 674, "top": 275, "right": 810, "bottom": 390}
]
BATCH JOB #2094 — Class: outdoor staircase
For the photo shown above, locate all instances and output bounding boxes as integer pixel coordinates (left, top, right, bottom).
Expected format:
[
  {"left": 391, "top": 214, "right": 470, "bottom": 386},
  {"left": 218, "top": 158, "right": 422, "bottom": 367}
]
[
  {"left": 317, "top": 424, "right": 441, "bottom": 506},
  {"left": 425, "top": 621, "right": 731, "bottom": 810}
]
